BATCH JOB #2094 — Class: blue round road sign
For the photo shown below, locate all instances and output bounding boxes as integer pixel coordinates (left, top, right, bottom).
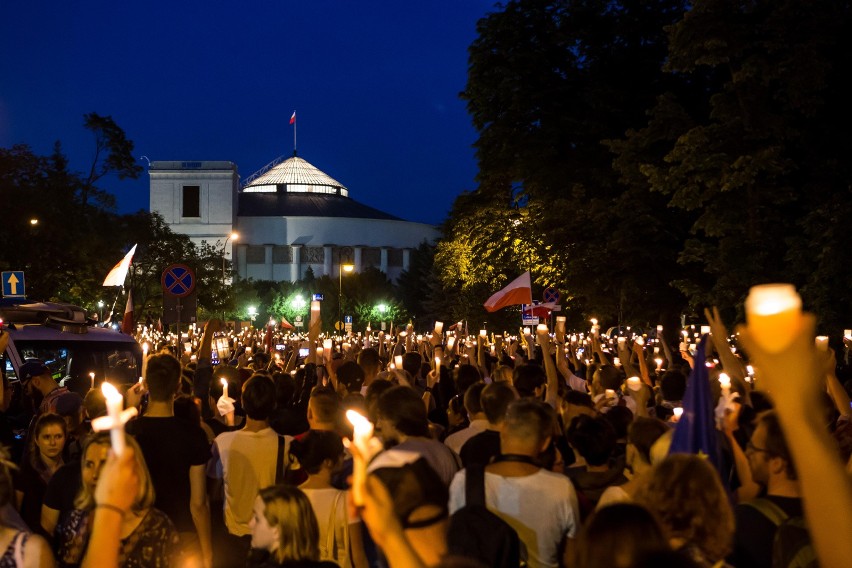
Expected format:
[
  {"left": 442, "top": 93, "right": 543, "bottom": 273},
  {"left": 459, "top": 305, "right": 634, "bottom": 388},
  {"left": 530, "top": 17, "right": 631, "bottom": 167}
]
[
  {"left": 543, "top": 287, "right": 560, "bottom": 304},
  {"left": 161, "top": 264, "right": 195, "bottom": 297}
]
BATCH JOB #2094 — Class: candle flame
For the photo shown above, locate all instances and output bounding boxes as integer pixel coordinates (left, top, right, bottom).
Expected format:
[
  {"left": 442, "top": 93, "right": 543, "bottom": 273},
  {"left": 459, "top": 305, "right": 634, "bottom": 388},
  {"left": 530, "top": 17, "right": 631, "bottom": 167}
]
[{"left": 101, "top": 381, "right": 122, "bottom": 402}]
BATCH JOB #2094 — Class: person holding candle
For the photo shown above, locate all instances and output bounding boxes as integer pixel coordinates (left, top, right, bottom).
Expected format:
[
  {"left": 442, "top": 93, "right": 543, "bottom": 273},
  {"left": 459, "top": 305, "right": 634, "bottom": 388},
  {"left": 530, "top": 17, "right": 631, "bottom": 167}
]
[
  {"left": 208, "top": 374, "right": 294, "bottom": 567},
  {"left": 15, "top": 413, "right": 66, "bottom": 536},
  {"left": 54, "top": 434, "right": 179, "bottom": 567},
  {"left": 126, "top": 353, "right": 213, "bottom": 568}
]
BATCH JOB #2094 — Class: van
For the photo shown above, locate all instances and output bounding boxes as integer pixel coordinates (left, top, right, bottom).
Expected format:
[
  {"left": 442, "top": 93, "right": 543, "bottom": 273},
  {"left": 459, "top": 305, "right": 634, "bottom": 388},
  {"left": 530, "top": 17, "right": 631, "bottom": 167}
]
[{"left": 0, "top": 299, "right": 142, "bottom": 396}]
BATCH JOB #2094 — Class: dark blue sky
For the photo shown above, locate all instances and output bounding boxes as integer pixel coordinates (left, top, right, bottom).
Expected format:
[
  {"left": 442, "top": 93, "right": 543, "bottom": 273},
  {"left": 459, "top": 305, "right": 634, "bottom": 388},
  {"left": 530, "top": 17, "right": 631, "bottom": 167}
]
[{"left": 0, "top": 1, "right": 496, "bottom": 225}]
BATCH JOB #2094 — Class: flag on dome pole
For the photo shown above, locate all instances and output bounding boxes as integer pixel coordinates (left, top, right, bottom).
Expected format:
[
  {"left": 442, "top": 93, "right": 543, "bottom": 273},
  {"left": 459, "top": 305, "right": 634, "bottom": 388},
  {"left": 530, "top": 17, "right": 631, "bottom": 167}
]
[
  {"left": 484, "top": 271, "right": 533, "bottom": 312},
  {"left": 289, "top": 111, "right": 296, "bottom": 125},
  {"left": 121, "top": 290, "right": 134, "bottom": 335},
  {"left": 290, "top": 110, "right": 297, "bottom": 154},
  {"left": 102, "top": 244, "right": 138, "bottom": 287}
]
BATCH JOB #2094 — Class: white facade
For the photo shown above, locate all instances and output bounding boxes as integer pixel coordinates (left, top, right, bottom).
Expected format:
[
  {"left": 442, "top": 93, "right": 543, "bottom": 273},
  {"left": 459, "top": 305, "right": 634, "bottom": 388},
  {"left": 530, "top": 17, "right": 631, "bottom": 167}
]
[{"left": 149, "top": 156, "right": 439, "bottom": 283}]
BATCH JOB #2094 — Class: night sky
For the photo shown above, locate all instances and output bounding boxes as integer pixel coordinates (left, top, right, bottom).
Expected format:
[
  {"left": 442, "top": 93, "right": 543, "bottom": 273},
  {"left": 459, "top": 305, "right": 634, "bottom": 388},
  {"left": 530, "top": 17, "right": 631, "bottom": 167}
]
[{"left": 0, "top": 1, "right": 496, "bottom": 226}]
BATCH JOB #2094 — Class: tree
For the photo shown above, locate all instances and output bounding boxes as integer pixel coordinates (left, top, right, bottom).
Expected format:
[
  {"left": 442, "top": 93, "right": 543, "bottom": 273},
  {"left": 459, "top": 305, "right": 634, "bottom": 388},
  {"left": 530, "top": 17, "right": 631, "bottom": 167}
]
[{"left": 80, "top": 113, "right": 143, "bottom": 210}]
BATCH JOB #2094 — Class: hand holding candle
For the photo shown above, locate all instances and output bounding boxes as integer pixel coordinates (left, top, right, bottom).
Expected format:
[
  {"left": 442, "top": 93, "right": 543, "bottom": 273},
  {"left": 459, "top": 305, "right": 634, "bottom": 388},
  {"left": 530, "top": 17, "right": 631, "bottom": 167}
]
[
  {"left": 92, "top": 382, "right": 138, "bottom": 456},
  {"left": 745, "top": 283, "right": 803, "bottom": 353},
  {"left": 346, "top": 410, "right": 382, "bottom": 507}
]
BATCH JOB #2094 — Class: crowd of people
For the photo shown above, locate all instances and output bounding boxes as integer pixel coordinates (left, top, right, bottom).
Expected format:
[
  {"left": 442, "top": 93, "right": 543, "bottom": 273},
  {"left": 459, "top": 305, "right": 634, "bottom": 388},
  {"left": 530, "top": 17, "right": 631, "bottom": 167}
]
[{"left": 1, "top": 301, "right": 851, "bottom": 567}]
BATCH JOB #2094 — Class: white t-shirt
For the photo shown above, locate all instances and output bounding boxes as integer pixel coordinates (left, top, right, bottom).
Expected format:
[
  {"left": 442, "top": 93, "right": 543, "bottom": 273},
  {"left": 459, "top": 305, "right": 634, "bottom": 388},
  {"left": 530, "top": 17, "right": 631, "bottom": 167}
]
[
  {"left": 302, "top": 487, "right": 355, "bottom": 567},
  {"left": 209, "top": 427, "right": 292, "bottom": 536},
  {"left": 444, "top": 419, "right": 489, "bottom": 455},
  {"left": 596, "top": 484, "right": 631, "bottom": 509},
  {"left": 449, "top": 468, "right": 580, "bottom": 568}
]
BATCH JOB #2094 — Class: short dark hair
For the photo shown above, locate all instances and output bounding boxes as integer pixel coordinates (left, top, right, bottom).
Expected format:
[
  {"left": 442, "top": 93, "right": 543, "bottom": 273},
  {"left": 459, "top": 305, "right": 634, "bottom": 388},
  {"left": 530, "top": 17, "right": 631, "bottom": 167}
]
[
  {"left": 503, "top": 398, "right": 555, "bottom": 444},
  {"left": 357, "top": 348, "right": 381, "bottom": 374},
  {"left": 628, "top": 417, "right": 670, "bottom": 464},
  {"left": 513, "top": 364, "right": 546, "bottom": 397},
  {"left": 336, "top": 361, "right": 365, "bottom": 393},
  {"left": 145, "top": 353, "right": 182, "bottom": 401},
  {"left": 604, "top": 406, "right": 633, "bottom": 440},
  {"left": 480, "top": 382, "right": 518, "bottom": 424},
  {"left": 660, "top": 370, "right": 687, "bottom": 402},
  {"left": 402, "top": 352, "right": 423, "bottom": 379},
  {"left": 289, "top": 430, "right": 344, "bottom": 475},
  {"left": 309, "top": 387, "right": 340, "bottom": 424},
  {"left": 377, "top": 386, "right": 429, "bottom": 437},
  {"left": 563, "top": 390, "right": 594, "bottom": 409},
  {"left": 568, "top": 414, "right": 616, "bottom": 466},
  {"left": 241, "top": 374, "right": 276, "bottom": 420},
  {"left": 597, "top": 365, "right": 623, "bottom": 391},
  {"left": 455, "top": 365, "right": 481, "bottom": 395},
  {"left": 463, "top": 382, "right": 486, "bottom": 415},
  {"left": 756, "top": 411, "right": 796, "bottom": 480}
]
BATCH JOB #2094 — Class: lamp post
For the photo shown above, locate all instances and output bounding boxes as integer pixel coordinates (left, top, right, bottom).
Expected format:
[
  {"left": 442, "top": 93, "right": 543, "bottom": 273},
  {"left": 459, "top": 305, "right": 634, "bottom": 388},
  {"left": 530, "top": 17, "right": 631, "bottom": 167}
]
[
  {"left": 338, "top": 263, "right": 354, "bottom": 332},
  {"left": 97, "top": 300, "right": 104, "bottom": 324},
  {"left": 221, "top": 232, "right": 238, "bottom": 318}
]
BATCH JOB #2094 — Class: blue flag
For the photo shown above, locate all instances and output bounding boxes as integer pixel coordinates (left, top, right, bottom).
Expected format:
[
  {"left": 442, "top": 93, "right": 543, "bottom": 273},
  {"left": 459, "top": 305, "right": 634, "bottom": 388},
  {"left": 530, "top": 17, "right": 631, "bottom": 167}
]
[{"left": 668, "top": 335, "right": 723, "bottom": 475}]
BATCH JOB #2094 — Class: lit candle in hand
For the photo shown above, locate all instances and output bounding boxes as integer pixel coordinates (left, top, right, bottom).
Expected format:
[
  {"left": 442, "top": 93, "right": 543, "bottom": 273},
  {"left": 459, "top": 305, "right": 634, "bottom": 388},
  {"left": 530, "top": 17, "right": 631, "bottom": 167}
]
[
  {"left": 718, "top": 373, "right": 731, "bottom": 396},
  {"left": 221, "top": 378, "right": 229, "bottom": 400},
  {"left": 93, "top": 382, "right": 138, "bottom": 457},
  {"left": 815, "top": 336, "right": 829, "bottom": 351},
  {"left": 745, "top": 284, "right": 803, "bottom": 353},
  {"left": 434, "top": 321, "right": 443, "bottom": 334},
  {"left": 89, "top": 372, "right": 95, "bottom": 390},
  {"left": 394, "top": 355, "right": 403, "bottom": 369},
  {"left": 346, "top": 410, "right": 374, "bottom": 507},
  {"left": 673, "top": 407, "right": 684, "bottom": 421}
]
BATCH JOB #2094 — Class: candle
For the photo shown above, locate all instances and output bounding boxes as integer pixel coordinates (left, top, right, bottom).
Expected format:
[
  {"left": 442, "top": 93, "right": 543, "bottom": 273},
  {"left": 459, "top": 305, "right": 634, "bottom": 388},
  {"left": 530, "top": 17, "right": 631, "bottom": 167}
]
[
  {"left": 310, "top": 300, "right": 321, "bottom": 326},
  {"left": 346, "top": 410, "right": 374, "bottom": 506},
  {"left": 815, "top": 336, "right": 829, "bottom": 351},
  {"left": 446, "top": 337, "right": 456, "bottom": 351},
  {"left": 613, "top": 357, "right": 621, "bottom": 367},
  {"left": 316, "top": 347, "right": 324, "bottom": 361},
  {"left": 656, "top": 325, "right": 663, "bottom": 333},
  {"left": 745, "top": 284, "right": 803, "bottom": 353},
  {"left": 617, "top": 337, "right": 626, "bottom": 346},
  {"left": 605, "top": 389, "right": 616, "bottom": 399},
  {"left": 673, "top": 407, "right": 684, "bottom": 420},
  {"left": 524, "top": 327, "right": 531, "bottom": 336},
  {"left": 635, "top": 337, "right": 644, "bottom": 346},
  {"left": 655, "top": 357, "right": 664, "bottom": 370},
  {"left": 323, "top": 338, "right": 333, "bottom": 351},
  {"left": 221, "top": 378, "right": 229, "bottom": 400},
  {"left": 479, "top": 329, "right": 487, "bottom": 338},
  {"left": 719, "top": 373, "right": 731, "bottom": 396},
  {"left": 434, "top": 356, "right": 441, "bottom": 368},
  {"left": 845, "top": 329, "right": 852, "bottom": 339},
  {"left": 89, "top": 372, "right": 95, "bottom": 390},
  {"left": 99, "top": 382, "right": 132, "bottom": 456},
  {"left": 626, "top": 376, "right": 641, "bottom": 391},
  {"left": 141, "top": 342, "right": 149, "bottom": 380},
  {"left": 701, "top": 325, "right": 711, "bottom": 335},
  {"left": 434, "top": 321, "right": 443, "bottom": 334},
  {"left": 537, "top": 324, "right": 548, "bottom": 333},
  {"left": 395, "top": 355, "right": 403, "bottom": 368}
]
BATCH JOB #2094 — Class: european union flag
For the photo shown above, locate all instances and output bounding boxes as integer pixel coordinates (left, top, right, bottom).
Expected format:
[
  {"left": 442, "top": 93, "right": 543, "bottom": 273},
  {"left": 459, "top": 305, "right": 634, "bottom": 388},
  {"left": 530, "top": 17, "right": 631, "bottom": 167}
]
[{"left": 668, "top": 335, "right": 723, "bottom": 475}]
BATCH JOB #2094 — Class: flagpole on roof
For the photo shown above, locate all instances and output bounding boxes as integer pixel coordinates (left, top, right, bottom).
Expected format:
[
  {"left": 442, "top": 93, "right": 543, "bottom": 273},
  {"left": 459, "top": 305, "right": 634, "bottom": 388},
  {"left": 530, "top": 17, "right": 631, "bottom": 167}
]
[{"left": 290, "top": 110, "right": 297, "bottom": 156}]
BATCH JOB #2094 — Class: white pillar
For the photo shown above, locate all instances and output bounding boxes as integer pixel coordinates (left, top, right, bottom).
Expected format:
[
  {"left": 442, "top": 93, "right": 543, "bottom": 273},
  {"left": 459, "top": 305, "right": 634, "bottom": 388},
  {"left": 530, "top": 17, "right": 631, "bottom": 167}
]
[
  {"left": 354, "top": 247, "right": 363, "bottom": 272},
  {"left": 265, "top": 245, "right": 273, "bottom": 280},
  {"left": 402, "top": 248, "right": 411, "bottom": 272},
  {"left": 380, "top": 247, "right": 388, "bottom": 274},
  {"left": 291, "top": 245, "right": 302, "bottom": 282},
  {"left": 323, "top": 246, "right": 333, "bottom": 277}
]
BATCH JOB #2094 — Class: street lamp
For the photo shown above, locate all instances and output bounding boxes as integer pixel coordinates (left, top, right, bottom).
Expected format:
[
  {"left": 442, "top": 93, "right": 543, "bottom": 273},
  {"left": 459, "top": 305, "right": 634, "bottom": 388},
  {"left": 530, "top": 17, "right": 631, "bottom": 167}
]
[
  {"left": 247, "top": 305, "right": 257, "bottom": 323},
  {"left": 338, "top": 263, "right": 354, "bottom": 332},
  {"left": 97, "top": 300, "right": 104, "bottom": 323}
]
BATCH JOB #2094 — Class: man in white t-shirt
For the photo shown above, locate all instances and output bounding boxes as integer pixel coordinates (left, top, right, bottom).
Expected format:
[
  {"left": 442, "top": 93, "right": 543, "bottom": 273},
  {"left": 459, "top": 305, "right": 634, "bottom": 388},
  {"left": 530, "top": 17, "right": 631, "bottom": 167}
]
[
  {"left": 449, "top": 399, "right": 579, "bottom": 568},
  {"left": 208, "top": 373, "right": 292, "bottom": 567},
  {"left": 444, "top": 382, "right": 488, "bottom": 455}
]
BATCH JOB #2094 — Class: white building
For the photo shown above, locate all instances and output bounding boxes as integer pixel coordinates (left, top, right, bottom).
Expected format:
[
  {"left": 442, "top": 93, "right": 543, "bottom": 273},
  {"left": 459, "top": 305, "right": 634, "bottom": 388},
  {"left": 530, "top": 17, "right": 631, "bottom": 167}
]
[{"left": 149, "top": 154, "right": 439, "bottom": 282}]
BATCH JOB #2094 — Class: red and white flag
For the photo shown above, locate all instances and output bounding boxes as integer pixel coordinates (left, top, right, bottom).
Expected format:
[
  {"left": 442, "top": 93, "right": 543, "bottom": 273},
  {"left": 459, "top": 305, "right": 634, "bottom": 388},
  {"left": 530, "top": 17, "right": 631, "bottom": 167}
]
[
  {"left": 289, "top": 111, "right": 296, "bottom": 125},
  {"left": 121, "top": 290, "right": 134, "bottom": 335},
  {"left": 483, "top": 271, "right": 533, "bottom": 312},
  {"left": 279, "top": 317, "right": 295, "bottom": 330},
  {"left": 103, "top": 244, "right": 137, "bottom": 287},
  {"left": 523, "top": 302, "right": 557, "bottom": 319}
]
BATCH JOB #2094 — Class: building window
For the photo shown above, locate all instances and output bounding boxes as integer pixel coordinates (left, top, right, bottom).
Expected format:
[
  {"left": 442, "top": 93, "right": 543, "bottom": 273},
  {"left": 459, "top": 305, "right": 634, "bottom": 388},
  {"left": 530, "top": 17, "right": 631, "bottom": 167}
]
[
  {"left": 182, "top": 185, "right": 200, "bottom": 218},
  {"left": 388, "top": 249, "right": 403, "bottom": 267},
  {"left": 272, "top": 246, "right": 292, "bottom": 264},
  {"left": 363, "top": 248, "right": 381, "bottom": 268},
  {"left": 246, "top": 246, "right": 266, "bottom": 264}
]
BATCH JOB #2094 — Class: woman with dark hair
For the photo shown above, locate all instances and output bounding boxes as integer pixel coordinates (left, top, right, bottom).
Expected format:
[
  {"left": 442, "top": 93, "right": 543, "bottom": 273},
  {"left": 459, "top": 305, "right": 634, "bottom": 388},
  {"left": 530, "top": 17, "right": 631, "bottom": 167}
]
[
  {"left": 634, "top": 454, "right": 735, "bottom": 567},
  {"left": 0, "top": 445, "right": 54, "bottom": 566},
  {"left": 291, "top": 431, "right": 367, "bottom": 568},
  {"left": 598, "top": 417, "right": 671, "bottom": 508},
  {"left": 16, "top": 413, "right": 66, "bottom": 534},
  {"left": 247, "top": 486, "right": 338, "bottom": 568},
  {"left": 573, "top": 503, "right": 670, "bottom": 568}
]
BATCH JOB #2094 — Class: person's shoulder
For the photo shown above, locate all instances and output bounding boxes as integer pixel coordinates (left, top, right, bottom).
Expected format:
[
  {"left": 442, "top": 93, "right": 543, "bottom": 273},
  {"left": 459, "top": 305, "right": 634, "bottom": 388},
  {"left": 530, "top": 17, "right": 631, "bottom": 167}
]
[{"left": 144, "top": 507, "right": 178, "bottom": 531}]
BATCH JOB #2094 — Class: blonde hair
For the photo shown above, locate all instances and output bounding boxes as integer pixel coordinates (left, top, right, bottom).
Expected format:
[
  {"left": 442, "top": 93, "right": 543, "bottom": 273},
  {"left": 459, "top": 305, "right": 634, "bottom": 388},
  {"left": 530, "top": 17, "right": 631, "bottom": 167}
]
[
  {"left": 74, "top": 434, "right": 156, "bottom": 512},
  {"left": 634, "top": 454, "right": 734, "bottom": 562},
  {"left": 258, "top": 485, "right": 319, "bottom": 562}
]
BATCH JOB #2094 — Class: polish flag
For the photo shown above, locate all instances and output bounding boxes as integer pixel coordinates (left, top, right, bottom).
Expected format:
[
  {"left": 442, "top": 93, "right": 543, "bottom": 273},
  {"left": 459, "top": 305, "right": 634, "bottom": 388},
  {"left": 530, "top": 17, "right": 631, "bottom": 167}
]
[
  {"left": 484, "top": 271, "right": 533, "bottom": 312},
  {"left": 102, "top": 244, "right": 138, "bottom": 287},
  {"left": 289, "top": 111, "right": 296, "bottom": 125},
  {"left": 523, "top": 302, "right": 557, "bottom": 319},
  {"left": 121, "top": 290, "right": 134, "bottom": 335}
]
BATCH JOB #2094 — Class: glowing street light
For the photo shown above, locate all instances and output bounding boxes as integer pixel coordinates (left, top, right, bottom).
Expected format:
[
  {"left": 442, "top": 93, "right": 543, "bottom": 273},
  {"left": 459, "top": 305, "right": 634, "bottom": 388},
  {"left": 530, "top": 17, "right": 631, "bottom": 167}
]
[{"left": 338, "top": 263, "right": 354, "bottom": 331}]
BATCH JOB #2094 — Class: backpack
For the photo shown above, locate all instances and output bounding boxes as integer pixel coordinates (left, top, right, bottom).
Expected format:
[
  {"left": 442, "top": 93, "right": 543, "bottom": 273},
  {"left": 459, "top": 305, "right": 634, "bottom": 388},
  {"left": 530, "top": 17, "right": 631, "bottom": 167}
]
[
  {"left": 744, "top": 498, "right": 819, "bottom": 568},
  {"left": 446, "top": 464, "right": 522, "bottom": 568}
]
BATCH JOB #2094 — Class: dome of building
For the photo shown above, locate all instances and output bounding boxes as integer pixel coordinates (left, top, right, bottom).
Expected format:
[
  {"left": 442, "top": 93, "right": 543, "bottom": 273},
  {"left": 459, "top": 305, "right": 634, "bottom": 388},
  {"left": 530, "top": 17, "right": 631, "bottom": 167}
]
[{"left": 242, "top": 154, "right": 348, "bottom": 197}]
